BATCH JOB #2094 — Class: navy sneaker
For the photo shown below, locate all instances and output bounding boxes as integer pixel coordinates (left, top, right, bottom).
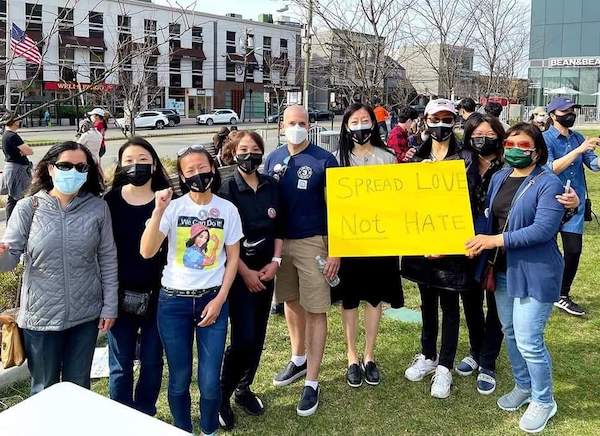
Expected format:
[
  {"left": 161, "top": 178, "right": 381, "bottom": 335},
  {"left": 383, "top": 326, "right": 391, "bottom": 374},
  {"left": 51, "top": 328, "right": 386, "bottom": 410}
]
[
  {"left": 456, "top": 355, "right": 479, "bottom": 376},
  {"left": 273, "top": 361, "right": 307, "bottom": 386},
  {"left": 477, "top": 368, "right": 497, "bottom": 395},
  {"left": 296, "top": 386, "right": 319, "bottom": 417},
  {"left": 235, "top": 390, "right": 265, "bottom": 416}
]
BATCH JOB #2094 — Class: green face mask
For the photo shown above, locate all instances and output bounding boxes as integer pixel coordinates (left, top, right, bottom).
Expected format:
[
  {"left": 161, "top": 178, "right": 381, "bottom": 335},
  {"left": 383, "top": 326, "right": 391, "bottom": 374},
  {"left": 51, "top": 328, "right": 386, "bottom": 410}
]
[{"left": 504, "top": 147, "right": 535, "bottom": 168}]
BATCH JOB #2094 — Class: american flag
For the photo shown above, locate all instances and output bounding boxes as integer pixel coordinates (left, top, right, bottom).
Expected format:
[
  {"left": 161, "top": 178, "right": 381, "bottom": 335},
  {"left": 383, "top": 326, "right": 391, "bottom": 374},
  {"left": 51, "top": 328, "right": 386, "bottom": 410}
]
[{"left": 10, "top": 23, "right": 42, "bottom": 65}]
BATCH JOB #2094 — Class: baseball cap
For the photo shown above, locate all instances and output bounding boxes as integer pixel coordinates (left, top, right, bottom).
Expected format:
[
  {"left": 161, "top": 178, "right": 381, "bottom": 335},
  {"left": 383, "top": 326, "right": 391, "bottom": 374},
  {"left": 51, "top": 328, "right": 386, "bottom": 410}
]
[
  {"left": 546, "top": 97, "right": 579, "bottom": 114},
  {"left": 424, "top": 99, "right": 456, "bottom": 116},
  {"left": 87, "top": 107, "right": 105, "bottom": 117}
]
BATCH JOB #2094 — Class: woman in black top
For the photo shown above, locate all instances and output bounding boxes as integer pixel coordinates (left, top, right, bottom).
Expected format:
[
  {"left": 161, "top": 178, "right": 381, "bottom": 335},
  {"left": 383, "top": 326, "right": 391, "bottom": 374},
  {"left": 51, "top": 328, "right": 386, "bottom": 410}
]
[
  {"left": 104, "top": 137, "right": 171, "bottom": 415},
  {"left": 218, "top": 130, "right": 283, "bottom": 430},
  {"left": 401, "top": 99, "right": 478, "bottom": 399},
  {"left": 1, "top": 115, "right": 33, "bottom": 219}
]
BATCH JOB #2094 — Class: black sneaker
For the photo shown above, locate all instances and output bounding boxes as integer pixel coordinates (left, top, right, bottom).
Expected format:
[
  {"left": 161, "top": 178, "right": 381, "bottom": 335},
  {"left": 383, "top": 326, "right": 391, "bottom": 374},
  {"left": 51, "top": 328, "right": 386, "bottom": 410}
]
[
  {"left": 554, "top": 296, "right": 586, "bottom": 316},
  {"left": 218, "top": 400, "right": 235, "bottom": 431},
  {"left": 234, "top": 390, "right": 265, "bottom": 416},
  {"left": 362, "top": 361, "right": 380, "bottom": 386},
  {"left": 346, "top": 363, "right": 363, "bottom": 388},
  {"left": 273, "top": 361, "right": 307, "bottom": 386},
  {"left": 296, "top": 386, "right": 319, "bottom": 417}
]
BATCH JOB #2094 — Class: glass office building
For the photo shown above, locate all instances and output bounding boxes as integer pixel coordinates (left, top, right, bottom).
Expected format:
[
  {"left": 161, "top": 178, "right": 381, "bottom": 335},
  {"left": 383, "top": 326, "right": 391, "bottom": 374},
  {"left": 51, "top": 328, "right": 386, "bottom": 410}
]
[{"left": 528, "top": 0, "right": 600, "bottom": 107}]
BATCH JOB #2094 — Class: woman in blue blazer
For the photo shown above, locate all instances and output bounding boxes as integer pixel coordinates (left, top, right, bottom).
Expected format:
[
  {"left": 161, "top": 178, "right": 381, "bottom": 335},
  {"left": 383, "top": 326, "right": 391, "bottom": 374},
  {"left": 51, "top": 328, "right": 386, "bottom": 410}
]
[{"left": 466, "top": 123, "right": 565, "bottom": 434}]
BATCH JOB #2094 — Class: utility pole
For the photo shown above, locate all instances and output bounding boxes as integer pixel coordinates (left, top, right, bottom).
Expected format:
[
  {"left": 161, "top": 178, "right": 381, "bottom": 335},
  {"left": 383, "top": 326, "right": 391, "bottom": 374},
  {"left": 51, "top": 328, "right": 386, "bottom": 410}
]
[
  {"left": 240, "top": 28, "right": 249, "bottom": 122},
  {"left": 4, "top": 3, "right": 11, "bottom": 112},
  {"left": 302, "top": 0, "right": 313, "bottom": 111}
]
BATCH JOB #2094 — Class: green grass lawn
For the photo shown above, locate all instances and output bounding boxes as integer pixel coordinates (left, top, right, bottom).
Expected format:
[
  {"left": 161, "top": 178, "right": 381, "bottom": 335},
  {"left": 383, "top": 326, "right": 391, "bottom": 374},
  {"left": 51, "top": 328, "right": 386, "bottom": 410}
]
[{"left": 3, "top": 173, "right": 600, "bottom": 435}]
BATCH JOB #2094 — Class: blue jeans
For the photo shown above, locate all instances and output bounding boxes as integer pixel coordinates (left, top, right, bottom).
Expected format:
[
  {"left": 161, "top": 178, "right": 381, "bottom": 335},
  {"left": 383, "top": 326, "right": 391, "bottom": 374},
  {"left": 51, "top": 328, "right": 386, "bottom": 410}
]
[
  {"left": 157, "top": 289, "right": 228, "bottom": 434},
  {"left": 494, "top": 273, "right": 554, "bottom": 405},
  {"left": 107, "top": 312, "right": 164, "bottom": 415},
  {"left": 22, "top": 319, "right": 99, "bottom": 395}
]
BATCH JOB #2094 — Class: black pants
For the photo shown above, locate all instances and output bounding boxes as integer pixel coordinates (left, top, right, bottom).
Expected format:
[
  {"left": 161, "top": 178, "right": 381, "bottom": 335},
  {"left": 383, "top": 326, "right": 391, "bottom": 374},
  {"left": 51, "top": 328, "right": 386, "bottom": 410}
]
[
  {"left": 560, "top": 231, "right": 583, "bottom": 298},
  {"left": 461, "top": 288, "right": 504, "bottom": 371},
  {"left": 6, "top": 196, "right": 18, "bottom": 221},
  {"left": 221, "top": 276, "right": 274, "bottom": 401},
  {"left": 419, "top": 285, "right": 460, "bottom": 369}
]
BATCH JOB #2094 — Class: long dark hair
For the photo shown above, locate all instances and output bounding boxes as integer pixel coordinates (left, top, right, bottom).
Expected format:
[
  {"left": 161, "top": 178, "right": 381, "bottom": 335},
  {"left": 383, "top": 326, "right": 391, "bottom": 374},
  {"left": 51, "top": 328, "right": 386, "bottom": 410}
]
[
  {"left": 463, "top": 113, "right": 506, "bottom": 156},
  {"left": 338, "top": 103, "right": 393, "bottom": 167},
  {"left": 30, "top": 141, "right": 103, "bottom": 196},
  {"left": 111, "top": 136, "right": 171, "bottom": 192},
  {"left": 505, "top": 122, "right": 549, "bottom": 165},
  {"left": 177, "top": 147, "right": 222, "bottom": 194}
]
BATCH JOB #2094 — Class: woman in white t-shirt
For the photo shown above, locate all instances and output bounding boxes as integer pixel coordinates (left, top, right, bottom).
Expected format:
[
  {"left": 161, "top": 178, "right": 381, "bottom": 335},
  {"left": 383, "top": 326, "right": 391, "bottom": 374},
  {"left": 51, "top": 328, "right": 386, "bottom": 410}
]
[{"left": 140, "top": 145, "right": 243, "bottom": 435}]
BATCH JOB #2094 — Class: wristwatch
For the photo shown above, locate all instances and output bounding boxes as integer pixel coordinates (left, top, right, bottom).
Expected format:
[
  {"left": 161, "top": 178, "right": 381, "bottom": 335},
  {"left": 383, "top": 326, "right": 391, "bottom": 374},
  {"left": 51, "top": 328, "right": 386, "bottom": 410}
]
[{"left": 271, "top": 256, "right": 282, "bottom": 266}]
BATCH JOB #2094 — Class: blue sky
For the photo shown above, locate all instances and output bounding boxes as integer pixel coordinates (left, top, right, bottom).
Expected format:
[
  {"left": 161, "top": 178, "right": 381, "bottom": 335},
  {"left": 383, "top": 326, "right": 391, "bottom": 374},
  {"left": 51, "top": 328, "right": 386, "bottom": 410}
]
[{"left": 155, "top": 0, "right": 292, "bottom": 20}]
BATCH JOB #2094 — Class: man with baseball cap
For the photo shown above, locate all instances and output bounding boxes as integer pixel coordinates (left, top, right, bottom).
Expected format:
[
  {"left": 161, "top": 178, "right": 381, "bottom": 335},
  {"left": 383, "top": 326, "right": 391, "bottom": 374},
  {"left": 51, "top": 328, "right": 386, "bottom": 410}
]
[{"left": 543, "top": 97, "right": 600, "bottom": 316}]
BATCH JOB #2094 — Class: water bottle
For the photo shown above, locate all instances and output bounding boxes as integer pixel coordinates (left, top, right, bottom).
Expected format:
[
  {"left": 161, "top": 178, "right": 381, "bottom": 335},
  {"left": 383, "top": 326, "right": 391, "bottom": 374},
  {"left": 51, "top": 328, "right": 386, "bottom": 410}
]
[{"left": 315, "top": 255, "right": 340, "bottom": 287}]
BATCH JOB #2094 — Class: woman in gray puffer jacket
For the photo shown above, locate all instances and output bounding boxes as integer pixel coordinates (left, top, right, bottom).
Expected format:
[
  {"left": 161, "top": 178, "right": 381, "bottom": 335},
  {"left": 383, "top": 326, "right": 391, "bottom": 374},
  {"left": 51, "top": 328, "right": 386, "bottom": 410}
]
[{"left": 0, "top": 141, "right": 118, "bottom": 394}]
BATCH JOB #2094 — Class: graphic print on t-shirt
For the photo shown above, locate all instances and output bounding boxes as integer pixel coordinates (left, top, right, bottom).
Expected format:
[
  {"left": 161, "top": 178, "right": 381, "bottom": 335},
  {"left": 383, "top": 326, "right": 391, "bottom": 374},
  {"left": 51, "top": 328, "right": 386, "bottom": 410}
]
[{"left": 176, "top": 209, "right": 224, "bottom": 270}]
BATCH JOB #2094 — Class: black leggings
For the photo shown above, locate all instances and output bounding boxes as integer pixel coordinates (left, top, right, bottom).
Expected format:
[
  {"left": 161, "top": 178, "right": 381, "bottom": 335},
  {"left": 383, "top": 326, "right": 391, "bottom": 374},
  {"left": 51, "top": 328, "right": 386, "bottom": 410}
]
[
  {"left": 560, "top": 231, "right": 583, "bottom": 297},
  {"left": 419, "top": 285, "right": 460, "bottom": 370}
]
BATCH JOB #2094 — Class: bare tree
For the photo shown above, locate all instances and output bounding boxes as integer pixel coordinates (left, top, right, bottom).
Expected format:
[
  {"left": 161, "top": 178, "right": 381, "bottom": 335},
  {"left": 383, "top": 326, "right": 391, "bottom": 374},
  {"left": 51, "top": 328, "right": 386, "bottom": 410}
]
[
  {"left": 293, "top": 0, "right": 414, "bottom": 105},
  {"left": 467, "top": 0, "right": 529, "bottom": 97},
  {"left": 405, "top": 0, "right": 476, "bottom": 99}
]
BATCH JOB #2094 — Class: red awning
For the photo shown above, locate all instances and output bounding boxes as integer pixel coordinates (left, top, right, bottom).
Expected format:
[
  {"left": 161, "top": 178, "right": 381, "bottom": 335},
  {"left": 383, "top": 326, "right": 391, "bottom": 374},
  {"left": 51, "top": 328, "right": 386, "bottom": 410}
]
[
  {"left": 171, "top": 48, "right": 206, "bottom": 61},
  {"left": 60, "top": 34, "right": 105, "bottom": 49}
]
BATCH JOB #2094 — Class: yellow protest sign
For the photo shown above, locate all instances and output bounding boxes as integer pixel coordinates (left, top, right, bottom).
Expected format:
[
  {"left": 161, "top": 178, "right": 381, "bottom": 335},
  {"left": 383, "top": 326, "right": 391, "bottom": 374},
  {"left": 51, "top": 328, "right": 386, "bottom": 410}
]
[{"left": 326, "top": 160, "right": 475, "bottom": 257}]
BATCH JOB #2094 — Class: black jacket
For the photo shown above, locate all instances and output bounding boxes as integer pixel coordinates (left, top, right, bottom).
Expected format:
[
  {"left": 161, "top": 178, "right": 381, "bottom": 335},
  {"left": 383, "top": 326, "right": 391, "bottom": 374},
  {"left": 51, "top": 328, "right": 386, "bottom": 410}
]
[{"left": 400, "top": 136, "right": 478, "bottom": 291}]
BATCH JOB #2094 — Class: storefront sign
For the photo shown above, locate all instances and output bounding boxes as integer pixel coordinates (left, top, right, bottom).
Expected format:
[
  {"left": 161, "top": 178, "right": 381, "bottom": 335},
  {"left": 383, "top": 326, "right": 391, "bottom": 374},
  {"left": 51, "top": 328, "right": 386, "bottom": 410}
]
[
  {"left": 44, "top": 81, "right": 115, "bottom": 92},
  {"left": 548, "top": 57, "right": 600, "bottom": 68},
  {"left": 326, "top": 161, "right": 475, "bottom": 257}
]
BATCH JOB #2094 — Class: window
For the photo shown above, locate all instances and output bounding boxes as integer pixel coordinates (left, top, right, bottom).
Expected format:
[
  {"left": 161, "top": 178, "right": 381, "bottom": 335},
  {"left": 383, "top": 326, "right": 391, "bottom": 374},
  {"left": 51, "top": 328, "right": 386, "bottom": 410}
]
[
  {"left": 118, "top": 15, "right": 131, "bottom": 32},
  {"left": 144, "top": 19, "right": 157, "bottom": 34},
  {"left": 170, "top": 74, "right": 182, "bottom": 87},
  {"left": 148, "top": 73, "right": 158, "bottom": 87},
  {"left": 192, "top": 75, "right": 203, "bottom": 88},
  {"left": 26, "top": 63, "right": 43, "bottom": 81},
  {"left": 90, "top": 49, "right": 104, "bottom": 65},
  {"left": 263, "top": 36, "right": 272, "bottom": 49},
  {"left": 280, "top": 38, "right": 288, "bottom": 49},
  {"left": 25, "top": 3, "right": 42, "bottom": 22},
  {"left": 147, "top": 55, "right": 158, "bottom": 70},
  {"left": 192, "top": 26, "right": 203, "bottom": 50},
  {"left": 89, "top": 12, "right": 103, "bottom": 40},
  {"left": 170, "top": 58, "right": 181, "bottom": 72},
  {"left": 226, "top": 31, "right": 236, "bottom": 44},
  {"left": 0, "top": 0, "right": 7, "bottom": 18},
  {"left": 169, "top": 39, "right": 181, "bottom": 51},
  {"left": 169, "top": 23, "right": 181, "bottom": 37}
]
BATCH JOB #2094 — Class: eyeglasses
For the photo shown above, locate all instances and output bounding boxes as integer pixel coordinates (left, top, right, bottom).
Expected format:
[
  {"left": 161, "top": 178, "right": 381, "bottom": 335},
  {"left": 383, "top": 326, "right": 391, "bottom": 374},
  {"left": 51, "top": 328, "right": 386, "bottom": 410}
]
[
  {"left": 177, "top": 144, "right": 205, "bottom": 157},
  {"left": 53, "top": 162, "right": 89, "bottom": 173},
  {"left": 503, "top": 139, "right": 535, "bottom": 151},
  {"left": 427, "top": 116, "right": 454, "bottom": 124}
]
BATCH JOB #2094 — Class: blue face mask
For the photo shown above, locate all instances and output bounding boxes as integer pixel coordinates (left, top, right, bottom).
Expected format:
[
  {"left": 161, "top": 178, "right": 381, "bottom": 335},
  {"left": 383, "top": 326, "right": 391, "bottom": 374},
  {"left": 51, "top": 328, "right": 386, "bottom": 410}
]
[{"left": 52, "top": 167, "right": 88, "bottom": 195}]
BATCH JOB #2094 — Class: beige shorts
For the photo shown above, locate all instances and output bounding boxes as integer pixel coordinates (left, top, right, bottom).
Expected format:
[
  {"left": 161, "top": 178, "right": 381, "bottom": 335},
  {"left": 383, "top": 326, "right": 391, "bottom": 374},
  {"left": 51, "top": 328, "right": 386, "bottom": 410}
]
[{"left": 275, "top": 236, "right": 331, "bottom": 314}]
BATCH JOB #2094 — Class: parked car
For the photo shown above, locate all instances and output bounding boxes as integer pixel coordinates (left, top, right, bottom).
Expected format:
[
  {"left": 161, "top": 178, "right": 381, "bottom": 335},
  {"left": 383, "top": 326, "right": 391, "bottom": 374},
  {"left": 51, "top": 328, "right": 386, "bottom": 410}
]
[
  {"left": 196, "top": 109, "right": 239, "bottom": 126},
  {"left": 115, "top": 111, "right": 169, "bottom": 130},
  {"left": 156, "top": 109, "right": 181, "bottom": 127},
  {"left": 267, "top": 107, "right": 334, "bottom": 123}
]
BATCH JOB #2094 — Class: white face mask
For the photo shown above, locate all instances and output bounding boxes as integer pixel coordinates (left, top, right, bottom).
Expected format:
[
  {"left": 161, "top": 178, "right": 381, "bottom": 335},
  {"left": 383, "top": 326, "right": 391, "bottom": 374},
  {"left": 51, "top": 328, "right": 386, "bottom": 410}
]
[
  {"left": 534, "top": 116, "right": 545, "bottom": 123},
  {"left": 285, "top": 124, "right": 308, "bottom": 145},
  {"left": 348, "top": 122, "right": 373, "bottom": 132}
]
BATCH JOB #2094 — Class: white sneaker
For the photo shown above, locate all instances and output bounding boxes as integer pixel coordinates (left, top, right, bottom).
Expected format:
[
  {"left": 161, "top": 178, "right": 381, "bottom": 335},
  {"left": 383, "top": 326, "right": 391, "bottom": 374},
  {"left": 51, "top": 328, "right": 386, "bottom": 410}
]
[
  {"left": 404, "top": 354, "right": 438, "bottom": 382},
  {"left": 431, "top": 365, "right": 452, "bottom": 399}
]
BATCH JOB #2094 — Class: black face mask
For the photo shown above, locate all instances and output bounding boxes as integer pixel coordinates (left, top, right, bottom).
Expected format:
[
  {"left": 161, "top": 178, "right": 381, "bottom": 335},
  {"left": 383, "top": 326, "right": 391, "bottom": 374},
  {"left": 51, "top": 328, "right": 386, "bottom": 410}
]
[
  {"left": 122, "top": 163, "right": 153, "bottom": 187},
  {"left": 184, "top": 171, "right": 214, "bottom": 193},
  {"left": 349, "top": 126, "right": 373, "bottom": 145},
  {"left": 470, "top": 137, "right": 499, "bottom": 156},
  {"left": 428, "top": 125, "right": 454, "bottom": 142},
  {"left": 555, "top": 113, "right": 576, "bottom": 128},
  {"left": 235, "top": 153, "right": 263, "bottom": 174}
]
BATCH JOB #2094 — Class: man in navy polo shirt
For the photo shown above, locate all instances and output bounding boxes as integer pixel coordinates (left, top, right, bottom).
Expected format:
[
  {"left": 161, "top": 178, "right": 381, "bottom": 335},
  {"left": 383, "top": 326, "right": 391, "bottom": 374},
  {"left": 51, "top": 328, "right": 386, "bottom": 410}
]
[{"left": 264, "top": 105, "right": 339, "bottom": 416}]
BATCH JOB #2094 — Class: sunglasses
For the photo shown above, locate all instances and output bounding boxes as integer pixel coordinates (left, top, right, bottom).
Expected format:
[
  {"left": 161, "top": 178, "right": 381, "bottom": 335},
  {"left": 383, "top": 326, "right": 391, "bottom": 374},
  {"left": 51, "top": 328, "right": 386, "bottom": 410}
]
[
  {"left": 503, "top": 139, "right": 535, "bottom": 151},
  {"left": 177, "top": 144, "right": 205, "bottom": 157},
  {"left": 427, "top": 116, "right": 454, "bottom": 124},
  {"left": 53, "top": 161, "right": 89, "bottom": 173}
]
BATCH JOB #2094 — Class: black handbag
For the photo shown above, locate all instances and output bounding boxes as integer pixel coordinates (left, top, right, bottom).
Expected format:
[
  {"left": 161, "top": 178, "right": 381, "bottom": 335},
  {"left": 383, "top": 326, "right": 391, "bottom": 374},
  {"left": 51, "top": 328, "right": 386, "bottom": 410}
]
[
  {"left": 120, "top": 290, "right": 151, "bottom": 317},
  {"left": 583, "top": 176, "right": 598, "bottom": 223}
]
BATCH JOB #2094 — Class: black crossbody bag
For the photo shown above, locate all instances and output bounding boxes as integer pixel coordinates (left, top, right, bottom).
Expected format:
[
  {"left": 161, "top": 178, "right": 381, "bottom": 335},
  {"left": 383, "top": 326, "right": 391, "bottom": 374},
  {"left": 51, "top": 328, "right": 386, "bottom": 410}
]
[{"left": 120, "top": 290, "right": 151, "bottom": 317}]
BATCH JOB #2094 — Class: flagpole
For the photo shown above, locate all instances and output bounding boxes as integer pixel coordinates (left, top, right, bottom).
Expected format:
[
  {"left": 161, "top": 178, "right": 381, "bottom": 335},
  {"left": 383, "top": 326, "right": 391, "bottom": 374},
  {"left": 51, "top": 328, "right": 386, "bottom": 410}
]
[{"left": 4, "top": 5, "right": 11, "bottom": 111}]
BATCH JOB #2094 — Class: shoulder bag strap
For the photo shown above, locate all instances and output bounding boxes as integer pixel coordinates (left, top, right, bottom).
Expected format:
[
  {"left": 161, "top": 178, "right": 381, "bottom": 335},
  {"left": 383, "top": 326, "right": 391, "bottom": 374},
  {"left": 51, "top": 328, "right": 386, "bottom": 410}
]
[{"left": 15, "top": 196, "right": 38, "bottom": 308}]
